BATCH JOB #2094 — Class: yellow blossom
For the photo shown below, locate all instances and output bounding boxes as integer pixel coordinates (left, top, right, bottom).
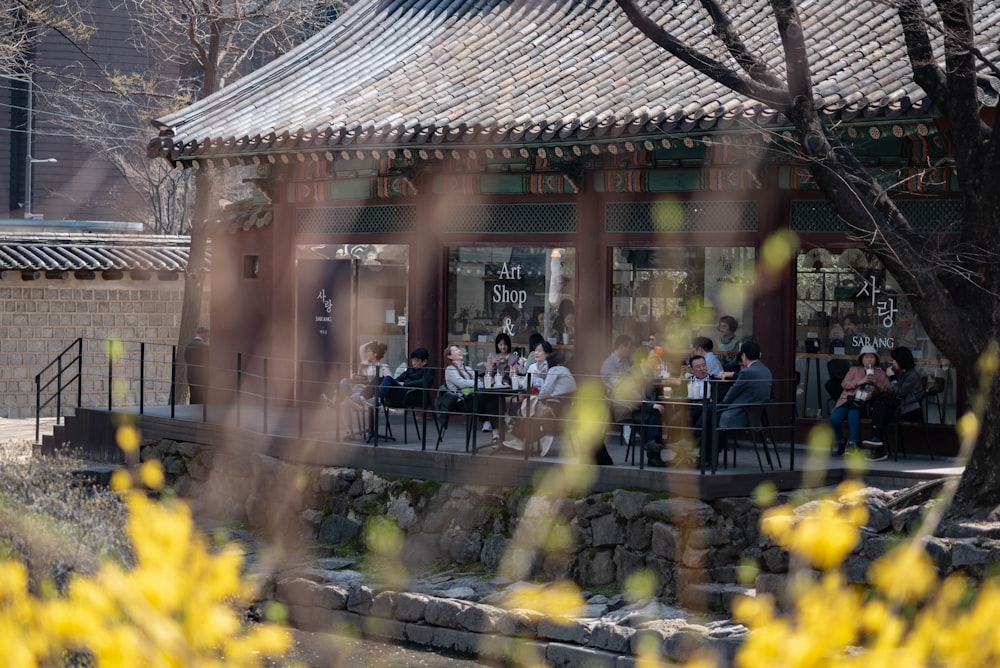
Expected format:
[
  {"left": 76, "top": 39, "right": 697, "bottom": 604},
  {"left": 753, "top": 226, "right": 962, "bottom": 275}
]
[
  {"left": 869, "top": 543, "right": 937, "bottom": 603},
  {"left": 500, "top": 580, "right": 584, "bottom": 621}
]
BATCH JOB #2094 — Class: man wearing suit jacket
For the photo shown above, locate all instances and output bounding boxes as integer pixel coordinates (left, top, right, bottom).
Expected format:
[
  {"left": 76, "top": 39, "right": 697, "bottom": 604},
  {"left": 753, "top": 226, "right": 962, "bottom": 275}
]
[{"left": 718, "top": 340, "right": 772, "bottom": 429}]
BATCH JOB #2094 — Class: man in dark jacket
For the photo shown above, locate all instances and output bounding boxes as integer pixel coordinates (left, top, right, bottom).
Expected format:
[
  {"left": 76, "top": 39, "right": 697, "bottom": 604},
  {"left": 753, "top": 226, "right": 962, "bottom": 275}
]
[
  {"left": 718, "top": 340, "right": 772, "bottom": 429},
  {"left": 379, "top": 348, "right": 435, "bottom": 408}
]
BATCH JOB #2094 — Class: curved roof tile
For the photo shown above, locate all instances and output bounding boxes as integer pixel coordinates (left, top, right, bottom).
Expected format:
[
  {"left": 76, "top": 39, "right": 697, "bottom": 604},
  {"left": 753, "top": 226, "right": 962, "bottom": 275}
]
[
  {"left": 0, "top": 234, "right": 194, "bottom": 272},
  {"left": 150, "top": 0, "right": 1000, "bottom": 162}
]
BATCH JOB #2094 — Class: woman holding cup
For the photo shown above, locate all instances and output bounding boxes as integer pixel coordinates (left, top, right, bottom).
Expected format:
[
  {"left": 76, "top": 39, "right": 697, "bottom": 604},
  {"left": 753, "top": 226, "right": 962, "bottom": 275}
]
[{"left": 828, "top": 344, "right": 892, "bottom": 456}]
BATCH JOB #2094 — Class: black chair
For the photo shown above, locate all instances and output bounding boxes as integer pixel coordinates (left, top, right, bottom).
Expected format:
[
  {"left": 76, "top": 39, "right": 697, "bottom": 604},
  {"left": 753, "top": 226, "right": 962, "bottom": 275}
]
[
  {"left": 923, "top": 375, "right": 946, "bottom": 424},
  {"left": 887, "top": 397, "right": 935, "bottom": 461},
  {"left": 714, "top": 404, "right": 780, "bottom": 472},
  {"left": 433, "top": 384, "right": 479, "bottom": 452},
  {"left": 825, "top": 359, "right": 852, "bottom": 416},
  {"left": 383, "top": 387, "right": 428, "bottom": 444}
]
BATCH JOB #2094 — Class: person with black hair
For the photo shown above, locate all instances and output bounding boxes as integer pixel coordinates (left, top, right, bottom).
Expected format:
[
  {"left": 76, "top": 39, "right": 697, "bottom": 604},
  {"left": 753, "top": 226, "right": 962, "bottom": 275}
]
[
  {"left": 379, "top": 347, "right": 435, "bottom": 408},
  {"left": 486, "top": 332, "right": 520, "bottom": 384},
  {"left": 691, "top": 336, "right": 724, "bottom": 377},
  {"left": 718, "top": 340, "right": 772, "bottom": 429},
  {"left": 862, "top": 346, "right": 926, "bottom": 460},
  {"left": 551, "top": 299, "right": 575, "bottom": 344},
  {"left": 515, "top": 332, "right": 547, "bottom": 377},
  {"left": 601, "top": 334, "right": 633, "bottom": 392}
]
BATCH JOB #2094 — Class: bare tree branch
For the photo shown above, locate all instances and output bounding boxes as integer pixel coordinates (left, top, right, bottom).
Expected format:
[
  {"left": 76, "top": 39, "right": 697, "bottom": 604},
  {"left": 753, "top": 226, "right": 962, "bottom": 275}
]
[
  {"left": 614, "top": 0, "right": 792, "bottom": 110},
  {"left": 698, "top": 0, "right": 783, "bottom": 88}
]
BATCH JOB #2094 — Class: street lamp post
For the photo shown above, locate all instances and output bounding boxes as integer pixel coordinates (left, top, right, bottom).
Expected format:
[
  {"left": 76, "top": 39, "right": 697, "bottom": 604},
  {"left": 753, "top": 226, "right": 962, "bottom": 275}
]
[
  {"left": 21, "top": 74, "right": 57, "bottom": 220},
  {"left": 25, "top": 156, "right": 57, "bottom": 221},
  {"left": 2, "top": 72, "right": 57, "bottom": 220}
]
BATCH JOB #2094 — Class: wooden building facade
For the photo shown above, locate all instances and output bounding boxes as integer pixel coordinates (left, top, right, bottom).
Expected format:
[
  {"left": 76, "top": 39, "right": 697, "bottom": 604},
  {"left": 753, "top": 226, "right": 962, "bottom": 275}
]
[{"left": 149, "top": 0, "right": 998, "bottom": 430}]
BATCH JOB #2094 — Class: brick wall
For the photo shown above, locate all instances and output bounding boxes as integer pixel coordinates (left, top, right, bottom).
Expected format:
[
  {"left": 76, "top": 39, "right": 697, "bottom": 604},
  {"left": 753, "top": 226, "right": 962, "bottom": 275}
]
[{"left": 0, "top": 273, "right": 205, "bottom": 418}]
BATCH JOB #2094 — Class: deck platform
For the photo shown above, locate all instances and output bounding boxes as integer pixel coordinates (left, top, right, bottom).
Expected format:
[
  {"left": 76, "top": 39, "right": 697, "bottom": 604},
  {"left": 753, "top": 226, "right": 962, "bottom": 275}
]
[{"left": 43, "top": 403, "right": 962, "bottom": 500}]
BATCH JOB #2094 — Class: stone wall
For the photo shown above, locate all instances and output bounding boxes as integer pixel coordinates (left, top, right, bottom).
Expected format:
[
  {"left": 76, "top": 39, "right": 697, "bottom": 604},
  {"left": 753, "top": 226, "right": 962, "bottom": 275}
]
[
  {"left": 144, "top": 438, "right": 988, "bottom": 613},
  {"left": 143, "top": 437, "right": 992, "bottom": 664},
  {"left": 0, "top": 274, "right": 202, "bottom": 417}
]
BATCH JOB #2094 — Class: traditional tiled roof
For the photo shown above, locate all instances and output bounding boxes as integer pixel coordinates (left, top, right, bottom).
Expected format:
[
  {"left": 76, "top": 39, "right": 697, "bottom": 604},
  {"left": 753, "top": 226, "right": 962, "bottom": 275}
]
[
  {"left": 149, "top": 0, "right": 1000, "bottom": 165},
  {"left": 0, "top": 234, "right": 192, "bottom": 272}
]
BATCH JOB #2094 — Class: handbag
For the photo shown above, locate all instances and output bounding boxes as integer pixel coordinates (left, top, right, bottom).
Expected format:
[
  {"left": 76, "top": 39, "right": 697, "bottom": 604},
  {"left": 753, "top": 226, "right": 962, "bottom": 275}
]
[
  {"left": 846, "top": 395, "right": 874, "bottom": 419},
  {"left": 436, "top": 386, "right": 465, "bottom": 412}
]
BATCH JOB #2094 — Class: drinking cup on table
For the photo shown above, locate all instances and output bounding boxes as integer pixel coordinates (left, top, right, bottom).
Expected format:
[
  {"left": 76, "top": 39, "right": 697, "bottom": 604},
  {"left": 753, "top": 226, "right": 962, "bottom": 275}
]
[
  {"left": 511, "top": 375, "right": 520, "bottom": 391},
  {"left": 562, "top": 333, "right": 570, "bottom": 345}
]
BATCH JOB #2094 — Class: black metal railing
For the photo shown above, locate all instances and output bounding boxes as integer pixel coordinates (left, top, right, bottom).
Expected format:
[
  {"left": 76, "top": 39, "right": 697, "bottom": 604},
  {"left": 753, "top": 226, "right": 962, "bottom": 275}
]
[
  {"left": 35, "top": 338, "right": 83, "bottom": 442},
  {"left": 32, "top": 339, "right": 799, "bottom": 473}
]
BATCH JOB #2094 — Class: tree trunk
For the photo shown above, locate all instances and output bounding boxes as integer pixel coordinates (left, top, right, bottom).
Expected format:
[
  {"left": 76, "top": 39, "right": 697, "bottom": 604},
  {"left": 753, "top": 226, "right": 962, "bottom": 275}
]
[
  {"left": 955, "top": 376, "right": 1000, "bottom": 510},
  {"left": 176, "top": 168, "right": 213, "bottom": 401}
]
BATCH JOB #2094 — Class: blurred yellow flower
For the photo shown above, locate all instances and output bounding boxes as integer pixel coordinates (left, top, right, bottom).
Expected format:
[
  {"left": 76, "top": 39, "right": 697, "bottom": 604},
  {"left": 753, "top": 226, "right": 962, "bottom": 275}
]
[
  {"left": 501, "top": 580, "right": 584, "bottom": 621},
  {"left": 869, "top": 544, "right": 937, "bottom": 604},
  {"left": 0, "top": 490, "right": 290, "bottom": 665}
]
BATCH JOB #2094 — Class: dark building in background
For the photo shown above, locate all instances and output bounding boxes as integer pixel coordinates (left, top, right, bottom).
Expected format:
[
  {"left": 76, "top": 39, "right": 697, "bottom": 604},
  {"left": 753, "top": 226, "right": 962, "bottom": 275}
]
[{"left": 2, "top": 2, "right": 162, "bottom": 223}]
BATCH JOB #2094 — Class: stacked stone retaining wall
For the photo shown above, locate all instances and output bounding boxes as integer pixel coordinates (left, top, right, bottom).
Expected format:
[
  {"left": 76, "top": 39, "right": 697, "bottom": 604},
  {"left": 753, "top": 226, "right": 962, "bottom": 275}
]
[{"left": 143, "top": 437, "right": 987, "bottom": 664}]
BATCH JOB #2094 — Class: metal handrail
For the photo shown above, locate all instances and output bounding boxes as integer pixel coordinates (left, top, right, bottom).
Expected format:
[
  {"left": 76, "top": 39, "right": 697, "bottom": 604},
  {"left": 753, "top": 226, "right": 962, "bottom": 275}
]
[{"left": 35, "top": 338, "right": 83, "bottom": 442}]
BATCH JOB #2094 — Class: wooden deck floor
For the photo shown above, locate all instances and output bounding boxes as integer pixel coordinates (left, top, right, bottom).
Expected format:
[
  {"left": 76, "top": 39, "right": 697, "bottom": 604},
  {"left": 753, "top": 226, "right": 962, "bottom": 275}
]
[{"left": 48, "top": 403, "right": 963, "bottom": 500}]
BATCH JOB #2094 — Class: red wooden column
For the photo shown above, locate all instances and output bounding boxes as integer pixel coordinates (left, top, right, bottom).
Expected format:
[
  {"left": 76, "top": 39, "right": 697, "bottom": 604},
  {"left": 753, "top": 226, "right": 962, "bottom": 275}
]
[{"left": 573, "top": 168, "right": 606, "bottom": 379}]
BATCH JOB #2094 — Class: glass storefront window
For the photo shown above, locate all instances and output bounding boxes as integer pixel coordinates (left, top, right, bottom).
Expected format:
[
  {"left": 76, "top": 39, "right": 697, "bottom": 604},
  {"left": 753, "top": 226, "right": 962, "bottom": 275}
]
[
  {"left": 296, "top": 244, "right": 410, "bottom": 372},
  {"left": 795, "top": 248, "right": 955, "bottom": 424},
  {"left": 795, "top": 248, "right": 940, "bottom": 358},
  {"left": 446, "top": 247, "right": 576, "bottom": 364},
  {"left": 611, "top": 246, "right": 755, "bottom": 366}
]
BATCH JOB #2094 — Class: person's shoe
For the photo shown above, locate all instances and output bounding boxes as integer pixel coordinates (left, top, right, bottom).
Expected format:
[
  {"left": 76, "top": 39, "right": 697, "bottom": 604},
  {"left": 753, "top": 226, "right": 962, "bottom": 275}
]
[
  {"left": 867, "top": 447, "right": 888, "bottom": 462},
  {"left": 845, "top": 441, "right": 862, "bottom": 455},
  {"left": 491, "top": 430, "right": 500, "bottom": 444},
  {"left": 482, "top": 421, "right": 493, "bottom": 432},
  {"left": 834, "top": 441, "right": 846, "bottom": 457},
  {"left": 862, "top": 437, "right": 883, "bottom": 447},
  {"left": 646, "top": 451, "right": 667, "bottom": 468}
]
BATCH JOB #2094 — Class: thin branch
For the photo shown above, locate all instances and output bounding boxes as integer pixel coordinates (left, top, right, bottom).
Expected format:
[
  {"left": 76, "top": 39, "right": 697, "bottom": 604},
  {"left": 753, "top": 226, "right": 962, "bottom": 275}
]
[{"left": 698, "top": 0, "right": 783, "bottom": 88}]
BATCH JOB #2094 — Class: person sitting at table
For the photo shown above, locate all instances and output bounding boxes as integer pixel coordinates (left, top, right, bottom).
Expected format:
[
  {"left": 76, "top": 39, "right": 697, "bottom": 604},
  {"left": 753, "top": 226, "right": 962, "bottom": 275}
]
[
  {"left": 691, "top": 336, "right": 725, "bottom": 377},
  {"left": 601, "top": 335, "right": 633, "bottom": 393},
  {"left": 601, "top": 335, "right": 637, "bottom": 442},
  {"left": 718, "top": 340, "right": 772, "bottom": 430},
  {"left": 341, "top": 340, "right": 392, "bottom": 407},
  {"left": 444, "top": 345, "right": 500, "bottom": 442},
  {"left": 716, "top": 315, "right": 740, "bottom": 370},
  {"left": 502, "top": 348, "right": 576, "bottom": 456},
  {"left": 486, "top": 333, "right": 520, "bottom": 385},
  {"left": 536, "top": 349, "right": 576, "bottom": 403},
  {"left": 683, "top": 354, "right": 715, "bottom": 435},
  {"left": 551, "top": 299, "right": 576, "bottom": 344},
  {"left": 524, "top": 339, "right": 552, "bottom": 391},
  {"left": 514, "top": 332, "right": 546, "bottom": 374},
  {"left": 829, "top": 344, "right": 893, "bottom": 456},
  {"left": 861, "top": 345, "right": 926, "bottom": 461},
  {"left": 606, "top": 349, "right": 668, "bottom": 467},
  {"left": 379, "top": 347, "right": 435, "bottom": 408}
]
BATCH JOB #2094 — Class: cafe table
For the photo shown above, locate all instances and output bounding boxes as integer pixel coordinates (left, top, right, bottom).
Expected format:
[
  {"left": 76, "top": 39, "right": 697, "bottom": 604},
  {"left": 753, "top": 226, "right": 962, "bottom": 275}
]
[{"left": 471, "top": 378, "right": 528, "bottom": 455}]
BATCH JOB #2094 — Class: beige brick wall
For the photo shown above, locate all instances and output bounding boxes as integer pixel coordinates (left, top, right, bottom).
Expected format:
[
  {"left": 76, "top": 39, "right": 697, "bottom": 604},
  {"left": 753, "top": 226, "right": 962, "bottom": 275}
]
[{"left": 0, "top": 273, "right": 205, "bottom": 418}]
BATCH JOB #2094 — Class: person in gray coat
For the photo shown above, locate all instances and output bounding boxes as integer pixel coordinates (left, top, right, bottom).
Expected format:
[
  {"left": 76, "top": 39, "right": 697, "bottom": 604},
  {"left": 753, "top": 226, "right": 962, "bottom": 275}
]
[{"left": 718, "top": 340, "right": 772, "bottom": 429}]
